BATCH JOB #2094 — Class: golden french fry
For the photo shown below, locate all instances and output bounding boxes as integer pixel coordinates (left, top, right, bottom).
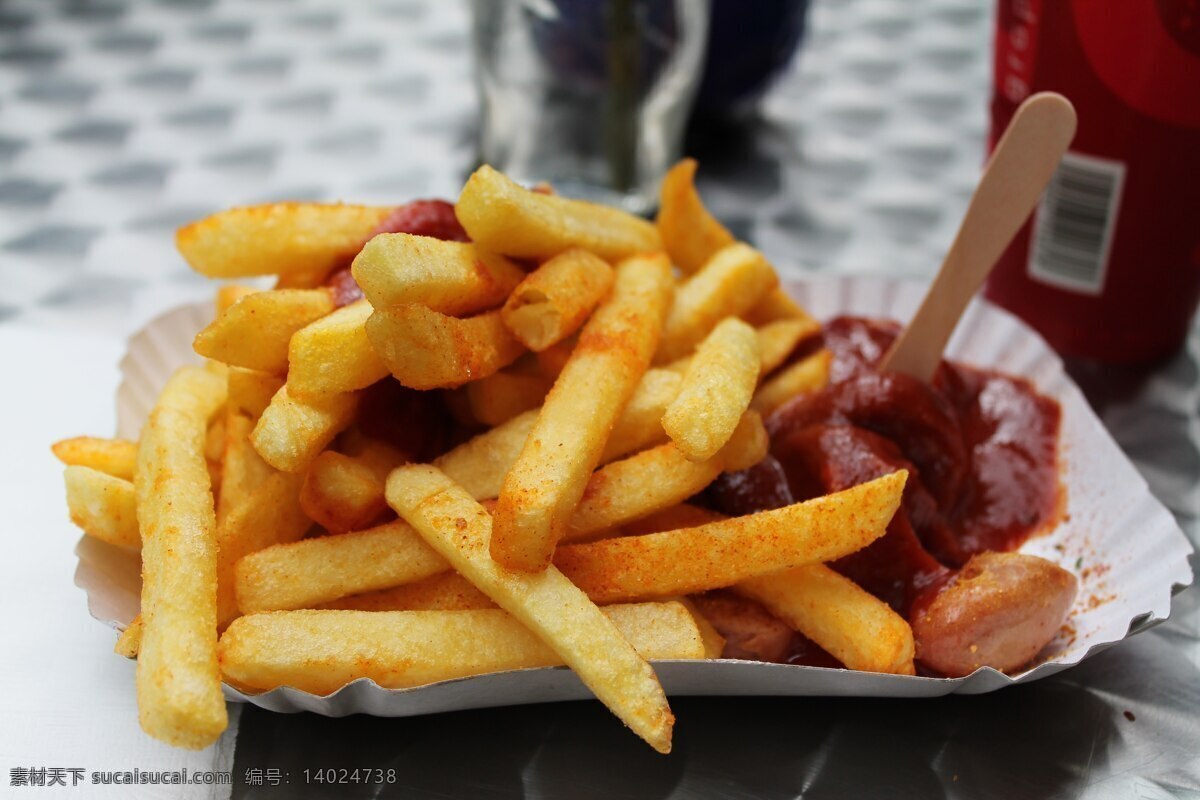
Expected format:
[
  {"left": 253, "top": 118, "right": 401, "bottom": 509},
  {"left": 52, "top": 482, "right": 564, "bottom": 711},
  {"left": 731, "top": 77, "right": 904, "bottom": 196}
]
[
  {"left": 219, "top": 602, "right": 704, "bottom": 695},
  {"left": 193, "top": 289, "right": 335, "bottom": 373},
  {"left": 115, "top": 615, "right": 143, "bottom": 659},
  {"left": 751, "top": 349, "right": 832, "bottom": 414},
  {"left": 177, "top": 202, "right": 389, "bottom": 279},
  {"left": 135, "top": 366, "right": 228, "bottom": 749},
  {"left": 466, "top": 369, "right": 552, "bottom": 427},
  {"left": 533, "top": 336, "right": 577, "bottom": 379},
  {"left": 553, "top": 471, "right": 907, "bottom": 603},
  {"left": 619, "top": 503, "right": 726, "bottom": 537},
  {"left": 321, "top": 571, "right": 495, "bottom": 612},
  {"left": 216, "top": 472, "right": 312, "bottom": 628},
  {"left": 351, "top": 233, "right": 524, "bottom": 315},
  {"left": 235, "top": 520, "right": 447, "bottom": 613},
  {"left": 387, "top": 464, "right": 675, "bottom": 754},
  {"left": 500, "top": 249, "right": 615, "bottom": 351},
  {"left": 456, "top": 165, "right": 662, "bottom": 261},
  {"left": 52, "top": 436, "right": 137, "bottom": 480},
  {"left": 286, "top": 300, "right": 389, "bottom": 396},
  {"left": 250, "top": 384, "right": 359, "bottom": 473},
  {"left": 656, "top": 158, "right": 735, "bottom": 274},
  {"left": 64, "top": 466, "right": 140, "bottom": 549},
  {"left": 492, "top": 254, "right": 673, "bottom": 572},
  {"left": 204, "top": 413, "right": 226, "bottom": 463},
  {"left": 663, "top": 318, "right": 761, "bottom": 462},
  {"left": 743, "top": 288, "right": 817, "bottom": 327},
  {"left": 656, "top": 243, "right": 779, "bottom": 363},
  {"left": 736, "top": 564, "right": 916, "bottom": 675},
  {"left": 433, "top": 367, "right": 681, "bottom": 502},
  {"left": 227, "top": 367, "right": 284, "bottom": 419},
  {"left": 676, "top": 597, "right": 726, "bottom": 659},
  {"left": 215, "top": 284, "right": 259, "bottom": 316},
  {"left": 298, "top": 443, "right": 404, "bottom": 534},
  {"left": 755, "top": 318, "right": 821, "bottom": 376},
  {"left": 566, "top": 413, "right": 767, "bottom": 540},
  {"left": 366, "top": 306, "right": 525, "bottom": 390},
  {"left": 216, "top": 411, "right": 273, "bottom": 525}
]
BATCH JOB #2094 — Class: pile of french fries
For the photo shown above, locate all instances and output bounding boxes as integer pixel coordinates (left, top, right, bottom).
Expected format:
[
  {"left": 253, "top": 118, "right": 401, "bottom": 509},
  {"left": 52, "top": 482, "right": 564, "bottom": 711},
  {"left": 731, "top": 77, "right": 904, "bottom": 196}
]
[{"left": 56, "top": 161, "right": 913, "bottom": 754}]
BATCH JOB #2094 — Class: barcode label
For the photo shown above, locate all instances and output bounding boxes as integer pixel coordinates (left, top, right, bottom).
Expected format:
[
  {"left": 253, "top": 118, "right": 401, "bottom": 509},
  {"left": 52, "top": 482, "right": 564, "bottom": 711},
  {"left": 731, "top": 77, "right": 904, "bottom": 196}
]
[{"left": 1027, "top": 151, "right": 1125, "bottom": 296}]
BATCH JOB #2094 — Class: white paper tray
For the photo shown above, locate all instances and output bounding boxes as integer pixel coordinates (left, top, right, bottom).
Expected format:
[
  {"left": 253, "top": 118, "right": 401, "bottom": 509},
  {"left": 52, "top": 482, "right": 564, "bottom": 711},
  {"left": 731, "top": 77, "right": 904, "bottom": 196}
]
[{"left": 75, "top": 275, "right": 1194, "bottom": 711}]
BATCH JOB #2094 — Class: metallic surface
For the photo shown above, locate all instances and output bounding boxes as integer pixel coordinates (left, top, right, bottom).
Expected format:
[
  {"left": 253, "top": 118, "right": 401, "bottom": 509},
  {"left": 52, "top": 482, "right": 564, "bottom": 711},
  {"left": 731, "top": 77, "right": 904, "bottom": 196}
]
[{"left": 3, "top": 0, "right": 1196, "bottom": 796}]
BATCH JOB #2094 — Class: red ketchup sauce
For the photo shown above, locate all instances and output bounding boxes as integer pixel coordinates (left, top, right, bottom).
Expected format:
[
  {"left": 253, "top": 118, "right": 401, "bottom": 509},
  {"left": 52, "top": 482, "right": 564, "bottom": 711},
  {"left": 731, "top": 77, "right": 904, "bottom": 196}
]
[{"left": 701, "top": 315, "right": 1062, "bottom": 667}]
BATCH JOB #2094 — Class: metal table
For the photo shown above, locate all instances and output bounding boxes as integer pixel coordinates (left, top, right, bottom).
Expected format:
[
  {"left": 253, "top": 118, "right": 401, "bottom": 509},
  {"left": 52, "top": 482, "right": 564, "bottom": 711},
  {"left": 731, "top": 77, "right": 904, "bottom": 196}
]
[{"left": 2, "top": 0, "right": 1196, "bottom": 797}]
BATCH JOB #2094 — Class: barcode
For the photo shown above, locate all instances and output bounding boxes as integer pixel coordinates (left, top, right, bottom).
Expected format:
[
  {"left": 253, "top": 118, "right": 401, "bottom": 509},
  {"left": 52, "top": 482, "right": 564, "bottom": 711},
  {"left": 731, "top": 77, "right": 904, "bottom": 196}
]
[{"left": 1028, "top": 151, "right": 1125, "bottom": 296}]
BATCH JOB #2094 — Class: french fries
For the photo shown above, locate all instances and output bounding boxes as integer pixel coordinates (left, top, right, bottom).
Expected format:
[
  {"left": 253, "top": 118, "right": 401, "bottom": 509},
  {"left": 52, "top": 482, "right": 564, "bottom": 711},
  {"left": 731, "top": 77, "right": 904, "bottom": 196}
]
[
  {"left": 52, "top": 436, "right": 137, "bottom": 480},
  {"left": 387, "top": 464, "right": 675, "bottom": 753},
  {"left": 492, "top": 253, "right": 673, "bottom": 572},
  {"left": 566, "top": 412, "right": 767, "bottom": 540},
  {"left": 227, "top": 367, "right": 284, "bottom": 419},
  {"left": 656, "top": 243, "right": 779, "bottom": 363},
  {"left": 466, "top": 368, "right": 552, "bottom": 427},
  {"left": 215, "top": 284, "right": 258, "bottom": 315},
  {"left": 235, "top": 520, "right": 447, "bottom": 613},
  {"left": 656, "top": 158, "right": 735, "bottom": 274},
  {"left": 219, "top": 602, "right": 704, "bottom": 695},
  {"left": 299, "top": 442, "right": 404, "bottom": 533},
  {"left": 752, "top": 349, "right": 832, "bottom": 414},
  {"left": 321, "top": 571, "right": 495, "bottom": 612},
  {"left": 177, "top": 202, "right": 389, "bottom": 279},
  {"left": 216, "top": 411, "right": 273, "bottom": 524},
  {"left": 287, "top": 300, "right": 389, "bottom": 396},
  {"left": 456, "top": 165, "right": 662, "bottom": 261},
  {"left": 351, "top": 233, "right": 525, "bottom": 315},
  {"left": 115, "top": 615, "right": 143, "bottom": 659},
  {"left": 64, "top": 466, "right": 140, "bottom": 550},
  {"left": 500, "top": 249, "right": 614, "bottom": 350},
  {"left": 553, "top": 471, "right": 907, "bottom": 603},
  {"left": 193, "top": 289, "right": 335, "bottom": 374},
  {"left": 737, "top": 565, "right": 916, "bottom": 675},
  {"left": 134, "top": 366, "right": 228, "bottom": 749},
  {"left": 744, "top": 288, "right": 817, "bottom": 327},
  {"left": 366, "top": 306, "right": 525, "bottom": 390},
  {"left": 663, "top": 318, "right": 761, "bottom": 462},
  {"left": 216, "top": 472, "right": 312, "bottom": 628},
  {"left": 250, "top": 385, "right": 359, "bottom": 473}
]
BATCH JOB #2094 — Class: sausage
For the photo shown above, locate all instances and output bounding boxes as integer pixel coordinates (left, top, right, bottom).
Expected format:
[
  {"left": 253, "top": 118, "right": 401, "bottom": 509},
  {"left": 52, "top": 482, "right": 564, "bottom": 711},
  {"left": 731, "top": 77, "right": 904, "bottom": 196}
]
[
  {"left": 910, "top": 552, "right": 1077, "bottom": 677},
  {"left": 688, "top": 591, "right": 796, "bottom": 662}
]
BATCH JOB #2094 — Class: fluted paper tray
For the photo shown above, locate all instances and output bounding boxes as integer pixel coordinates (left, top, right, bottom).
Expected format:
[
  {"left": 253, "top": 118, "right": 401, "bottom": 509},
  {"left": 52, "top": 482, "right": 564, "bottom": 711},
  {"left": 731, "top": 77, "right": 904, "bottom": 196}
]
[{"left": 75, "top": 275, "right": 1194, "bottom": 713}]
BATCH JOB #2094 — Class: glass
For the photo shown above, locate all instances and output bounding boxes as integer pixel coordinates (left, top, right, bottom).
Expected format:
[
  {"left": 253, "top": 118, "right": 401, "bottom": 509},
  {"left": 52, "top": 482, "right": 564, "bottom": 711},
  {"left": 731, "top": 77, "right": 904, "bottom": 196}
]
[{"left": 471, "top": 0, "right": 710, "bottom": 214}]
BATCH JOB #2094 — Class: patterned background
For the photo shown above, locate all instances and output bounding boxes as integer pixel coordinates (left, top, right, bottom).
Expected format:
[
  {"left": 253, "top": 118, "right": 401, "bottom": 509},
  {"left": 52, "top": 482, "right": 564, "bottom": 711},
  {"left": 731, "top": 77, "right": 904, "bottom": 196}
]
[{"left": 2, "top": 0, "right": 1196, "bottom": 797}]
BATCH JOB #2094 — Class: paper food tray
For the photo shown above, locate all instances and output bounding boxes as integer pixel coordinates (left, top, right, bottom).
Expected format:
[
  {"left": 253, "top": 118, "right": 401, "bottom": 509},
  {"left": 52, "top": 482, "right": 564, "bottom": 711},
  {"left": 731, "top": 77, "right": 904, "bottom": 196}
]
[{"left": 74, "top": 274, "right": 1194, "bottom": 713}]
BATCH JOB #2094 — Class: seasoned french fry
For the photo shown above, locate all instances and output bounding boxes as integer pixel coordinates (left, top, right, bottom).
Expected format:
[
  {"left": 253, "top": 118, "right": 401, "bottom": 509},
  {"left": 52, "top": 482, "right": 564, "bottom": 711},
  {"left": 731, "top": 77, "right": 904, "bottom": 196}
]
[
  {"left": 250, "top": 384, "right": 359, "bottom": 473},
  {"left": 299, "top": 441, "right": 405, "bottom": 533},
  {"left": 287, "top": 300, "right": 389, "bottom": 396},
  {"left": 177, "top": 202, "right": 389, "bottom": 280},
  {"left": 665, "top": 318, "right": 818, "bottom": 378},
  {"left": 216, "top": 411, "right": 273, "bottom": 525},
  {"left": 656, "top": 243, "right": 779, "bottom": 363},
  {"left": 115, "top": 615, "right": 143, "bottom": 659},
  {"left": 216, "top": 472, "right": 312, "bottom": 627},
  {"left": 456, "top": 165, "right": 662, "bottom": 261},
  {"left": 736, "top": 564, "right": 916, "bottom": 675},
  {"left": 135, "top": 366, "right": 228, "bottom": 749},
  {"left": 64, "top": 466, "right": 140, "bottom": 549},
  {"left": 553, "top": 471, "right": 907, "bottom": 603},
  {"left": 193, "top": 289, "right": 335, "bottom": 373},
  {"left": 204, "top": 413, "right": 226, "bottom": 463},
  {"left": 366, "top": 306, "right": 525, "bottom": 390},
  {"left": 52, "top": 436, "right": 137, "bottom": 480},
  {"left": 598, "top": 368, "right": 681, "bottom": 461},
  {"left": 493, "top": 254, "right": 673, "bottom": 572},
  {"left": 220, "top": 602, "right": 704, "bottom": 695},
  {"left": 619, "top": 503, "right": 726, "bottom": 537},
  {"left": 387, "top": 464, "right": 675, "bottom": 753},
  {"left": 534, "top": 336, "right": 577, "bottom": 379},
  {"left": 663, "top": 318, "right": 761, "bottom": 462},
  {"left": 215, "top": 284, "right": 259, "bottom": 316},
  {"left": 500, "top": 249, "right": 614, "bottom": 350},
  {"left": 656, "top": 158, "right": 735, "bottom": 275},
  {"left": 227, "top": 367, "right": 284, "bottom": 419},
  {"left": 751, "top": 349, "right": 832, "bottom": 414},
  {"left": 466, "top": 369, "right": 552, "bottom": 427},
  {"left": 566, "top": 413, "right": 767, "bottom": 540},
  {"left": 744, "top": 288, "right": 817, "bottom": 327},
  {"left": 351, "top": 233, "right": 524, "bottom": 315},
  {"left": 321, "top": 571, "right": 495, "bottom": 612},
  {"left": 676, "top": 597, "right": 726, "bottom": 659},
  {"left": 235, "top": 520, "right": 447, "bottom": 613}
]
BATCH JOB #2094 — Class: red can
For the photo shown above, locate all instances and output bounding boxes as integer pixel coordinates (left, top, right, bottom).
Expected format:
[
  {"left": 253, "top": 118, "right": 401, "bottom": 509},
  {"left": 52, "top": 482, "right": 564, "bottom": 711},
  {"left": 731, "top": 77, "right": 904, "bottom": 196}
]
[{"left": 985, "top": 0, "right": 1200, "bottom": 363}]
